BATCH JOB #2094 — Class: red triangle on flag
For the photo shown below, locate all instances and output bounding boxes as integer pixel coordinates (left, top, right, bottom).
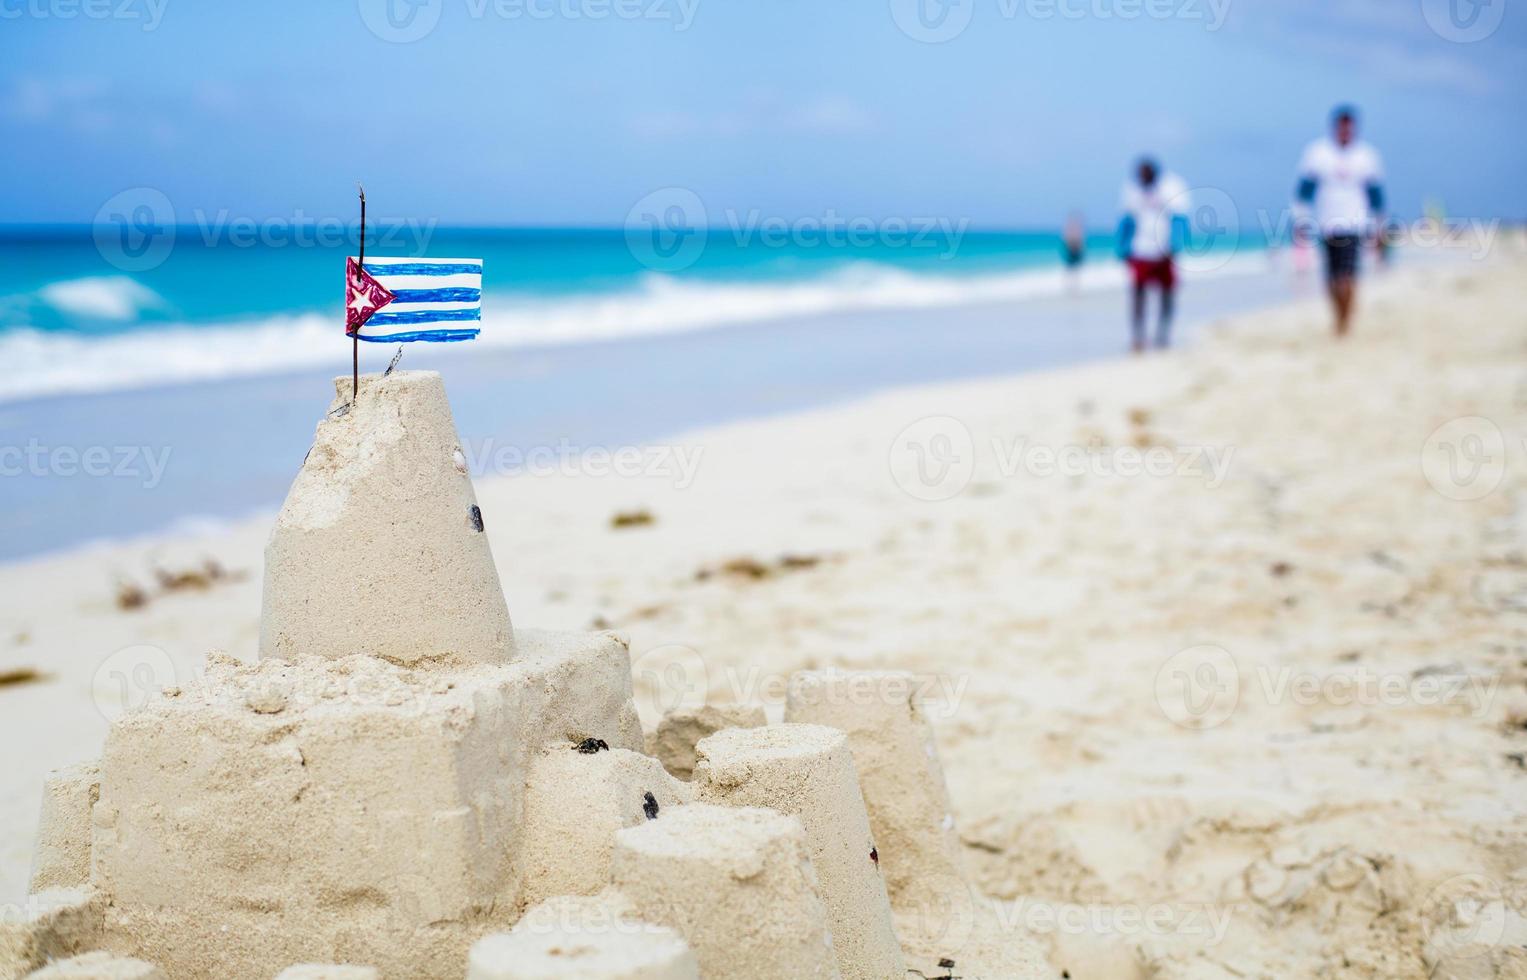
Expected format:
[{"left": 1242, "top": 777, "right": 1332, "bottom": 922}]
[{"left": 346, "top": 256, "right": 395, "bottom": 333}]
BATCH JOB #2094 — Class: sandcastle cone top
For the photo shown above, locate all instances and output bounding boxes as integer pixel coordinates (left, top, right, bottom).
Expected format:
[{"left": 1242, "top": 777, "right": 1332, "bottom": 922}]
[{"left": 259, "top": 370, "right": 514, "bottom": 667}]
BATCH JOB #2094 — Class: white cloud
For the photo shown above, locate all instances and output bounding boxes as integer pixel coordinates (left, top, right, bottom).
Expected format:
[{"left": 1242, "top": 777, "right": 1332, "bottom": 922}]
[
  {"left": 1220, "top": 2, "right": 1506, "bottom": 97},
  {"left": 625, "top": 108, "right": 703, "bottom": 139},
  {"left": 2, "top": 77, "right": 109, "bottom": 124},
  {"left": 0, "top": 75, "right": 188, "bottom": 144},
  {"left": 787, "top": 95, "right": 876, "bottom": 135},
  {"left": 626, "top": 94, "right": 878, "bottom": 141}
]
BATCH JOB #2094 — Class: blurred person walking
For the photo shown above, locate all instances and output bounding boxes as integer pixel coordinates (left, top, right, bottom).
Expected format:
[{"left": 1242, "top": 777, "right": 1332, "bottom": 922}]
[
  {"left": 1116, "top": 158, "right": 1190, "bottom": 352},
  {"left": 1294, "top": 105, "right": 1386, "bottom": 337}
]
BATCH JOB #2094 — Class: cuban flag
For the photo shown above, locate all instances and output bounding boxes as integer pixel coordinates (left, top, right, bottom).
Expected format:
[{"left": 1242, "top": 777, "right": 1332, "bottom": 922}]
[{"left": 345, "top": 256, "right": 482, "bottom": 342}]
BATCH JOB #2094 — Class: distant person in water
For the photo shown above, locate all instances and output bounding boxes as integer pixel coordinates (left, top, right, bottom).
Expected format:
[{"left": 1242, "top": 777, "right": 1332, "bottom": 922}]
[
  {"left": 1062, "top": 213, "right": 1087, "bottom": 267},
  {"left": 1295, "top": 105, "right": 1386, "bottom": 338},
  {"left": 1061, "top": 212, "right": 1086, "bottom": 294},
  {"left": 1376, "top": 218, "right": 1398, "bottom": 269},
  {"left": 1116, "top": 157, "right": 1190, "bottom": 353}
]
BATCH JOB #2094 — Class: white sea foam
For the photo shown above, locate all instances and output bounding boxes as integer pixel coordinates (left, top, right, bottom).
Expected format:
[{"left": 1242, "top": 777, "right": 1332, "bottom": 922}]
[
  {"left": 36, "top": 275, "right": 166, "bottom": 320},
  {"left": 0, "top": 254, "right": 1269, "bottom": 404}
]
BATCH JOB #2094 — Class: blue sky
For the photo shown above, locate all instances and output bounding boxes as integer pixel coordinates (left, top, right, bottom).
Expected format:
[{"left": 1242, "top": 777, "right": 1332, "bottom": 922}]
[{"left": 2, "top": 0, "right": 1523, "bottom": 228}]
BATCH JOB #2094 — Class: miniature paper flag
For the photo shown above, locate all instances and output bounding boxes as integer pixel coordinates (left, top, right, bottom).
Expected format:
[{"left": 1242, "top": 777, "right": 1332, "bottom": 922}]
[
  {"left": 345, "top": 257, "right": 395, "bottom": 333},
  {"left": 345, "top": 256, "right": 482, "bottom": 342}
]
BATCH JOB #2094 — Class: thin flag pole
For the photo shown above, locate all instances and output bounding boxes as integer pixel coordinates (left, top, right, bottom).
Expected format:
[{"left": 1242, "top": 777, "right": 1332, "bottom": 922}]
[{"left": 354, "top": 183, "right": 366, "bottom": 403}]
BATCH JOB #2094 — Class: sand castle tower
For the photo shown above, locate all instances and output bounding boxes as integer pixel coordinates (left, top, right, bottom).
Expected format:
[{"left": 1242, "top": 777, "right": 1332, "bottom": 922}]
[
  {"left": 260, "top": 371, "right": 514, "bottom": 665},
  {"left": 6, "top": 373, "right": 648, "bottom": 979},
  {"left": 6, "top": 370, "right": 1043, "bottom": 979}
]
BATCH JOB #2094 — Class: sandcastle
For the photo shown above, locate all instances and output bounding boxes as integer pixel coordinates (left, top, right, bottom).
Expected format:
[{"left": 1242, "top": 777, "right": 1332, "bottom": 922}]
[{"left": 3, "top": 371, "right": 1003, "bottom": 980}]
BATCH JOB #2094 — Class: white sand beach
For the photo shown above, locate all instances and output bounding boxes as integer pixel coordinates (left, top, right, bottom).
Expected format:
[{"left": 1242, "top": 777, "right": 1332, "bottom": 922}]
[{"left": 2, "top": 248, "right": 1525, "bottom": 977}]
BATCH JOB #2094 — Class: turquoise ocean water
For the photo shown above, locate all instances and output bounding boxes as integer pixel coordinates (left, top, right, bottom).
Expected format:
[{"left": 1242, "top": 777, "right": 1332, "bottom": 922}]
[
  {"left": 0, "top": 223, "right": 1286, "bottom": 558},
  {"left": 0, "top": 224, "right": 1270, "bottom": 404}
]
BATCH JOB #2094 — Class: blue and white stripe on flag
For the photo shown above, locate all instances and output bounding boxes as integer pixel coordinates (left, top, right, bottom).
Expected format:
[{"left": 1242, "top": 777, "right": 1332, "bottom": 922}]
[{"left": 353, "top": 256, "right": 482, "bottom": 343}]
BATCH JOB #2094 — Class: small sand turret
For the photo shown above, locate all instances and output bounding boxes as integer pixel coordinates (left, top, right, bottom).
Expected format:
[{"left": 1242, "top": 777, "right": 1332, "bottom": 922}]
[
  {"left": 260, "top": 371, "right": 513, "bottom": 666},
  {"left": 518, "top": 747, "right": 693, "bottom": 910},
  {"left": 785, "top": 669, "right": 964, "bottom": 901},
  {"left": 611, "top": 805, "right": 841, "bottom": 979},
  {"left": 693, "top": 724, "right": 905, "bottom": 980}
]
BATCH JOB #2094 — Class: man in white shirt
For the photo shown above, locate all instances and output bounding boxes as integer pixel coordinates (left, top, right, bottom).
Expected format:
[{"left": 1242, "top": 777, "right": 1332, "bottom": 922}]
[
  {"left": 1295, "top": 106, "right": 1386, "bottom": 337},
  {"left": 1116, "top": 158, "right": 1190, "bottom": 352}
]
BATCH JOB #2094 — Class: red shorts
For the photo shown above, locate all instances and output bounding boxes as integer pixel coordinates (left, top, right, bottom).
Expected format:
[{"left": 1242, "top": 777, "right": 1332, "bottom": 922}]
[{"left": 1129, "top": 257, "right": 1176, "bottom": 289}]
